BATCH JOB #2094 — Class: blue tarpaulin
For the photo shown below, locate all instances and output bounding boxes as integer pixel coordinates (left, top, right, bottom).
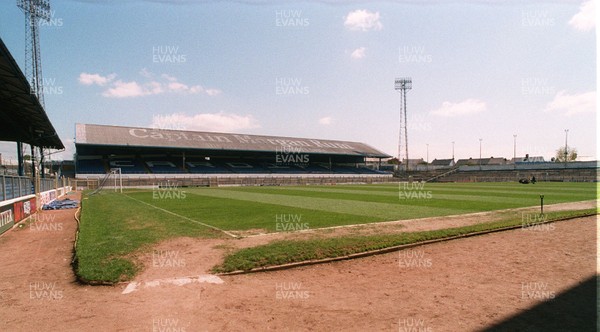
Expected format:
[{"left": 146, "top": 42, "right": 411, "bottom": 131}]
[{"left": 42, "top": 199, "right": 79, "bottom": 210}]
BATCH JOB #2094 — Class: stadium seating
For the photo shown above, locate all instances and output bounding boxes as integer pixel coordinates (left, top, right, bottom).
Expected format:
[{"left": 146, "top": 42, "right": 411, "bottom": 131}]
[
  {"left": 75, "top": 156, "right": 390, "bottom": 176},
  {"left": 108, "top": 159, "right": 147, "bottom": 174},
  {"left": 225, "top": 162, "right": 269, "bottom": 174},
  {"left": 264, "top": 163, "right": 308, "bottom": 174},
  {"left": 186, "top": 161, "right": 232, "bottom": 174},
  {"left": 144, "top": 160, "right": 186, "bottom": 174},
  {"left": 77, "top": 158, "right": 106, "bottom": 174},
  {"left": 300, "top": 164, "right": 331, "bottom": 174},
  {"left": 330, "top": 166, "right": 362, "bottom": 174}
]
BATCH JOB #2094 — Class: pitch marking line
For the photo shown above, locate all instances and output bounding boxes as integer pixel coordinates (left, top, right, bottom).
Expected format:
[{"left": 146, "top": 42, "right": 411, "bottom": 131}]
[
  {"left": 122, "top": 194, "right": 239, "bottom": 238},
  {"left": 239, "top": 200, "right": 599, "bottom": 238},
  {"left": 122, "top": 275, "right": 224, "bottom": 294}
]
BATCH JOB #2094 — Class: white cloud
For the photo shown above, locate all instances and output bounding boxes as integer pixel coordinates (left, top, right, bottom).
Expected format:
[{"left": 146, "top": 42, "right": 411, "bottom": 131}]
[
  {"left": 344, "top": 10, "right": 382, "bottom": 31},
  {"left": 205, "top": 88, "right": 223, "bottom": 96},
  {"left": 167, "top": 81, "right": 196, "bottom": 93},
  {"left": 78, "top": 73, "right": 116, "bottom": 86},
  {"left": 161, "top": 73, "right": 177, "bottom": 82},
  {"left": 430, "top": 99, "right": 487, "bottom": 117},
  {"left": 544, "top": 90, "right": 596, "bottom": 116},
  {"left": 318, "top": 116, "right": 333, "bottom": 125},
  {"left": 569, "top": 0, "right": 595, "bottom": 31},
  {"left": 80, "top": 70, "right": 221, "bottom": 98},
  {"left": 350, "top": 47, "right": 367, "bottom": 59},
  {"left": 150, "top": 112, "right": 260, "bottom": 132},
  {"left": 102, "top": 80, "right": 146, "bottom": 98}
]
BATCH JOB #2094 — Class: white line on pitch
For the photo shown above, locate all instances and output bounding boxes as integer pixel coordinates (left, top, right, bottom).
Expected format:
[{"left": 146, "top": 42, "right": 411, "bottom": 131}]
[
  {"left": 123, "top": 194, "right": 239, "bottom": 238},
  {"left": 122, "top": 275, "right": 224, "bottom": 294}
]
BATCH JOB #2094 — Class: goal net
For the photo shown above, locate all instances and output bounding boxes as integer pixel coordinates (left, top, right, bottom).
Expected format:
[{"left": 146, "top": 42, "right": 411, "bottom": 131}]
[{"left": 89, "top": 168, "right": 123, "bottom": 195}]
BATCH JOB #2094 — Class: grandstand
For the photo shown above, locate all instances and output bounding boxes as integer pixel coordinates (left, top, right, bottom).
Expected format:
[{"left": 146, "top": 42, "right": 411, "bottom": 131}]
[
  {"left": 0, "top": 37, "right": 68, "bottom": 236},
  {"left": 74, "top": 123, "right": 394, "bottom": 187}
]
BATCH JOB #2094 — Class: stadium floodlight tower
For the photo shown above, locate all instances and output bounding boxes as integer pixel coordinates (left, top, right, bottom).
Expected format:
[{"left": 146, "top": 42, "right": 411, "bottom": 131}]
[
  {"left": 17, "top": 0, "right": 51, "bottom": 106},
  {"left": 395, "top": 77, "right": 412, "bottom": 172},
  {"left": 17, "top": 0, "right": 51, "bottom": 178}
]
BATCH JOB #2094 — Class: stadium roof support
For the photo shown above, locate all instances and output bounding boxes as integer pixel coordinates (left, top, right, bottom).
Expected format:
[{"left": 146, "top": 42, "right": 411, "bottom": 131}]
[{"left": 0, "top": 37, "right": 63, "bottom": 149}]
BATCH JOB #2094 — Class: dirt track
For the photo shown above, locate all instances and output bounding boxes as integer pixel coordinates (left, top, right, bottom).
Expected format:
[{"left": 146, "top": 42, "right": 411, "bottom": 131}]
[{"left": 0, "top": 192, "right": 596, "bottom": 331}]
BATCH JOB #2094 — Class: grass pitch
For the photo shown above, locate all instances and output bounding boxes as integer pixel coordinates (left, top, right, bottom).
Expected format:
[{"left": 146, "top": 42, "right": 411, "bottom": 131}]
[
  {"left": 75, "top": 182, "right": 597, "bottom": 282},
  {"left": 124, "top": 182, "right": 596, "bottom": 231}
]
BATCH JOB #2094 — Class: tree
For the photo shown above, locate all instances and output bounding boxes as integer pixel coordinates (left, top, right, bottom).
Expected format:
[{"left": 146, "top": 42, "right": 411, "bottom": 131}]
[{"left": 554, "top": 146, "right": 577, "bottom": 162}]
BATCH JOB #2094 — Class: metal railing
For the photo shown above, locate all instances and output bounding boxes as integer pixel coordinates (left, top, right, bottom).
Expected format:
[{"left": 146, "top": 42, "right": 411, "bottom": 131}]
[
  {"left": 0, "top": 176, "right": 68, "bottom": 202},
  {"left": 0, "top": 175, "right": 34, "bottom": 201}
]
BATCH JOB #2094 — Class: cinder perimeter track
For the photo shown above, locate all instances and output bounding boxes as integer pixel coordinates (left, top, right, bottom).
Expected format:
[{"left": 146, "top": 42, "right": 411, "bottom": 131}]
[{"left": 0, "top": 191, "right": 596, "bottom": 331}]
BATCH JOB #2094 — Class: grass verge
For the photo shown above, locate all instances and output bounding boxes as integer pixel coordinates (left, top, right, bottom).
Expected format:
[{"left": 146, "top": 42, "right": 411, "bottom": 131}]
[
  {"left": 74, "top": 192, "right": 222, "bottom": 284},
  {"left": 212, "top": 208, "right": 597, "bottom": 273}
]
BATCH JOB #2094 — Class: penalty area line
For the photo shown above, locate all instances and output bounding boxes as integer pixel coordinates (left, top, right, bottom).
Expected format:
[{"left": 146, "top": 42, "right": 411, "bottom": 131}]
[{"left": 122, "top": 194, "right": 239, "bottom": 238}]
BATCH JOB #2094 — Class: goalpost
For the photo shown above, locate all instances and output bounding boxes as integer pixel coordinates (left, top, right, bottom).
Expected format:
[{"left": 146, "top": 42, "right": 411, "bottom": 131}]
[
  {"left": 111, "top": 168, "right": 123, "bottom": 193},
  {"left": 89, "top": 168, "right": 122, "bottom": 195}
]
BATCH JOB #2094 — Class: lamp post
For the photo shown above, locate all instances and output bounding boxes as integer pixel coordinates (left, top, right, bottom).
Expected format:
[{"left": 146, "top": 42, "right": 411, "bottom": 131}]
[
  {"left": 426, "top": 143, "right": 429, "bottom": 171},
  {"left": 513, "top": 134, "right": 517, "bottom": 169},
  {"left": 564, "top": 129, "right": 569, "bottom": 163},
  {"left": 479, "top": 138, "right": 482, "bottom": 170},
  {"left": 513, "top": 134, "right": 517, "bottom": 161},
  {"left": 452, "top": 141, "right": 455, "bottom": 163}
]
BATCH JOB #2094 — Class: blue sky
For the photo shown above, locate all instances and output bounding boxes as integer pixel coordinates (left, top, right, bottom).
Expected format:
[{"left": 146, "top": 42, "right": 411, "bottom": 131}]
[{"left": 0, "top": 0, "right": 596, "bottom": 163}]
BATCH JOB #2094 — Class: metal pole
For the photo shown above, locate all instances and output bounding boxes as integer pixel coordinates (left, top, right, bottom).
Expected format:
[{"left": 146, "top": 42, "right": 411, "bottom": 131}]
[
  {"left": 540, "top": 195, "right": 544, "bottom": 215},
  {"left": 17, "top": 142, "right": 24, "bottom": 176},
  {"left": 564, "top": 129, "right": 569, "bottom": 164},
  {"left": 403, "top": 87, "right": 409, "bottom": 172},
  {"left": 426, "top": 143, "right": 429, "bottom": 171},
  {"left": 30, "top": 144, "right": 35, "bottom": 179},
  {"left": 513, "top": 134, "right": 517, "bottom": 161},
  {"left": 479, "top": 138, "right": 482, "bottom": 170}
]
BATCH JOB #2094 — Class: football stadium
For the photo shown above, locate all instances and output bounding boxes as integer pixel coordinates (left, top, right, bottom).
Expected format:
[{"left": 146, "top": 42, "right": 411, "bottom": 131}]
[{"left": 0, "top": 1, "right": 598, "bottom": 331}]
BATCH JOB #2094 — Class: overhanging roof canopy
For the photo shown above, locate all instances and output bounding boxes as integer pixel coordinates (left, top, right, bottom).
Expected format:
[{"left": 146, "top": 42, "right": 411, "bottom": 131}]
[
  {"left": 76, "top": 123, "right": 391, "bottom": 158},
  {"left": 0, "top": 37, "right": 64, "bottom": 149}
]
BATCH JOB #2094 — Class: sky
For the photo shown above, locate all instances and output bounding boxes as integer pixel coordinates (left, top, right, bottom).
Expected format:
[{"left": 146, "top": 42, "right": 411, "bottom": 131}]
[{"left": 0, "top": 0, "right": 596, "bottom": 163}]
